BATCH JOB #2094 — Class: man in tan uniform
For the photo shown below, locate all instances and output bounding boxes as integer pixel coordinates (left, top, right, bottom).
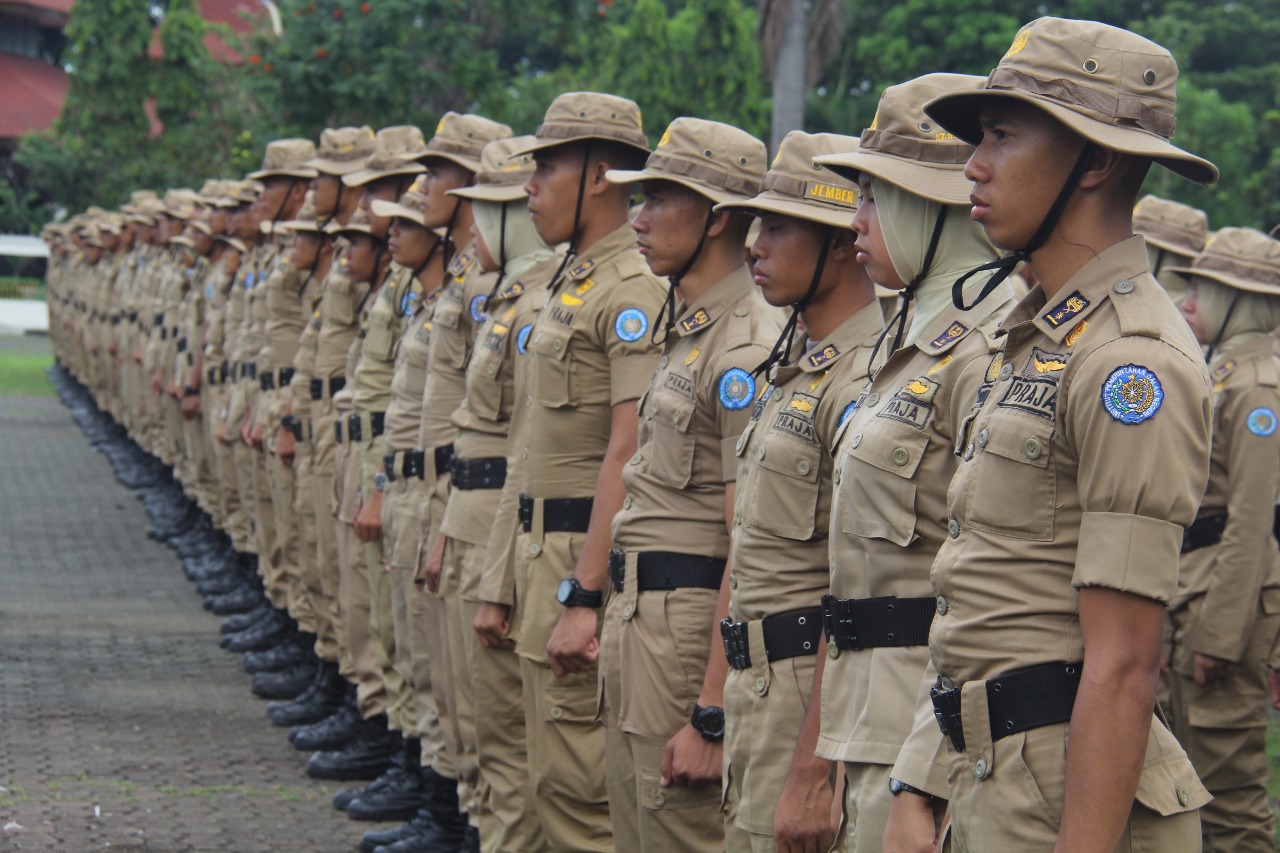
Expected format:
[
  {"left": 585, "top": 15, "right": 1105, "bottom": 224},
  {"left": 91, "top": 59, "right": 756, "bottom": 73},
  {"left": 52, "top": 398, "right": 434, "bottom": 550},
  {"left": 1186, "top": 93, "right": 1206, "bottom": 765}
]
[
  {"left": 1165, "top": 229, "right": 1280, "bottom": 852},
  {"left": 713, "top": 130, "right": 886, "bottom": 852},
  {"left": 595, "top": 117, "right": 775, "bottom": 853},
  {"left": 886, "top": 17, "right": 1218, "bottom": 851},
  {"left": 498, "top": 92, "right": 664, "bottom": 852}
]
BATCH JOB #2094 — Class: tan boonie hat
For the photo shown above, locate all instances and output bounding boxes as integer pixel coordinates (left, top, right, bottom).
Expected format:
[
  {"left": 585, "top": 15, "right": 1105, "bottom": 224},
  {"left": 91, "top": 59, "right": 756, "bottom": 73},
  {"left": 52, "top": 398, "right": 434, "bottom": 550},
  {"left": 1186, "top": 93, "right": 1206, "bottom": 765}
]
[
  {"left": 277, "top": 191, "right": 324, "bottom": 234},
  {"left": 190, "top": 220, "right": 214, "bottom": 237},
  {"left": 605, "top": 117, "right": 766, "bottom": 205},
  {"left": 513, "top": 92, "right": 650, "bottom": 158},
  {"left": 195, "top": 179, "right": 225, "bottom": 206},
  {"left": 924, "top": 17, "right": 1217, "bottom": 185},
  {"left": 1133, "top": 195, "right": 1207, "bottom": 257},
  {"left": 420, "top": 112, "right": 514, "bottom": 173},
  {"left": 228, "top": 180, "right": 263, "bottom": 206},
  {"left": 448, "top": 136, "right": 537, "bottom": 203},
  {"left": 714, "top": 131, "right": 861, "bottom": 229},
  {"left": 814, "top": 74, "right": 985, "bottom": 205},
  {"left": 306, "top": 126, "right": 376, "bottom": 176},
  {"left": 325, "top": 207, "right": 377, "bottom": 238},
  {"left": 370, "top": 175, "right": 429, "bottom": 227},
  {"left": 247, "top": 138, "right": 319, "bottom": 181},
  {"left": 343, "top": 126, "right": 428, "bottom": 187},
  {"left": 1165, "top": 228, "right": 1280, "bottom": 296}
]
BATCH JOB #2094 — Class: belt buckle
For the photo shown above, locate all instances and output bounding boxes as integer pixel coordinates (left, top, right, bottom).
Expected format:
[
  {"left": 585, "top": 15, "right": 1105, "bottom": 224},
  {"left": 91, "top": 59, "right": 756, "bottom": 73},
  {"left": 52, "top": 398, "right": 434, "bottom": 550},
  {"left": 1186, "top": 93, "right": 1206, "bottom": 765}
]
[
  {"left": 820, "top": 594, "right": 860, "bottom": 651},
  {"left": 406, "top": 452, "right": 423, "bottom": 480},
  {"left": 719, "top": 618, "right": 751, "bottom": 670},
  {"left": 929, "top": 677, "right": 965, "bottom": 752},
  {"left": 518, "top": 494, "right": 533, "bottom": 531},
  {"left": 608, "top": 550, "right": 625, "bottom": 593}
]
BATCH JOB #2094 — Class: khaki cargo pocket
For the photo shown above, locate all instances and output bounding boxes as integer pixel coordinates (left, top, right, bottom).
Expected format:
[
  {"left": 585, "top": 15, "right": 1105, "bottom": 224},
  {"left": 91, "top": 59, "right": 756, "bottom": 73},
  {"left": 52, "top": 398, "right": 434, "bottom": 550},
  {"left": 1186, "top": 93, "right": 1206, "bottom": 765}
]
[
  {"left": 528, "top": 325, "right": 575, "bottom": 409},
  {"left": 1135, "top": 724, "right": 1211, "bottom": 815},
  {"left": 841, "top": 426, "right": 929, "bottom": 547},
  {"left": 639, "top": 766, "right": 724, "bottom": 813},
  {"left": 744, "top": 435, "right": 821, "bottom": 540},
  {"left": 363, "top": 313, "right": 398, "bottom": 363},
  {"left": 966, "top": 416, "right": 1055, "bottom": 541},
  {"left": 647, "top": 391, "right": 697, "bottom": 488},
  {"left": 323, "top": 275, "right": 359, "bottom": 326},
  {"left": 466, "top": 349, "right": 507, "bottom": 421}
]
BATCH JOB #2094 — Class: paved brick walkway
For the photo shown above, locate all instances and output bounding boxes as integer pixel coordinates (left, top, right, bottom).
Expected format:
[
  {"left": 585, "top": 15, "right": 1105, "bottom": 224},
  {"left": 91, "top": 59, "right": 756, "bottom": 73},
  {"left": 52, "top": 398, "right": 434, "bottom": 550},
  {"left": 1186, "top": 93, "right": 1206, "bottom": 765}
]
[{"left": 0, "top": 393, "right": 361, "bottom": 852}]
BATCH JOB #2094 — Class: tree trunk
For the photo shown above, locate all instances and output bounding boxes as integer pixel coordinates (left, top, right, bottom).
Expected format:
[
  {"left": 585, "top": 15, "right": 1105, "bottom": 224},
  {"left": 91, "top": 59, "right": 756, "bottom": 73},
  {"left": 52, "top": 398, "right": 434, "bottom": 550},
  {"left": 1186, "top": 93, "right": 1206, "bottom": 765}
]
[{"left": 769, "top": 0, "right": 807, "bottom": 153}]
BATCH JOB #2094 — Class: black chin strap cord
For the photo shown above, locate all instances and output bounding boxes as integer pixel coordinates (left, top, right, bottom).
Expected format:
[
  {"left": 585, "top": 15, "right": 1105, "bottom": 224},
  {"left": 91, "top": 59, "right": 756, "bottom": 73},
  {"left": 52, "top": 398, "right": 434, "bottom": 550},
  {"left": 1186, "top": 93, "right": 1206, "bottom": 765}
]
[
  {"left": 755, "top": 227, "right": 834, "bottom": 377},
  {"left": 547, "top": 143, "right": 594, "bottom": 293},
  {"left": 952, "top": 142, "right": 1097, "bottom": 310},
  {"left": 319, "top": 180, "right": 344, "bottom": 230},
  {"left": 485, "top": 203, "right": 512, "bottom": 306},
  {"left": 867, "top": 205, "right": 949, "bottom": 369},
  {"left": 1204, "top": 291, "right": 1240, "bottom": 364},
  {"left": 652, "top": 205, "right": 716, "bottom": 345}
]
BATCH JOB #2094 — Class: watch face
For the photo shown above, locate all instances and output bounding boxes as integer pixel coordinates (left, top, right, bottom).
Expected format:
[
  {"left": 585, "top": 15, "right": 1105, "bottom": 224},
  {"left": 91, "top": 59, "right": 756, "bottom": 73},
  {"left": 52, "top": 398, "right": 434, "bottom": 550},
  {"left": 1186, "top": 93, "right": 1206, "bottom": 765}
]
[{"left": 556, "top": 578, "right": 574, "bottom": 605}]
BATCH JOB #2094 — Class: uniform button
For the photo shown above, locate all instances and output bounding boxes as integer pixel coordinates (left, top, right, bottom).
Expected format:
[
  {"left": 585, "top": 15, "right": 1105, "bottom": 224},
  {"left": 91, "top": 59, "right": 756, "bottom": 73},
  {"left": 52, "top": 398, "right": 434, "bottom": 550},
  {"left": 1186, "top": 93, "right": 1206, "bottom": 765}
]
[
  {"left": 734, "top": 305, "right": 749, "bottom": 317},
  {"left": 1023, "top": 438, "right": 1042, "bottom": 459},
  {"left": 529, "top": 543, "right": 541, "bottom": 557},
  {"left": 671, "top": 411, "right": 681, "bottom": 424},
  {"left": 936, "top": 595, "right": 949, "bottom": 615},
  {"left": 999, "top": 364, "right": 1012, "bottom": 381},
  {"left": 754, "top": 676, "right": 766, "bottom": 693},
  {"left": 827, "top": 640, "right": 839, "bottom": 659},
  {"left": 460, "top": 399, "right": 468, "bottom": 408},
  {"left": 486, "top": 363, "right": 496, "bottom": 375},
  {"left": 550, "top": 706, "right": 564, "bottom": 721},
  {"left": 866, "top": 393, "right": 880, "bottom": 406},
  {"left": 948, "top": 519, "right": 960, "bottom": 539},
  {"left": 833, "top": 469, "right": 841, "bottom": 485},
  {"left": 1114, "top": 280, "right": 1135, "bottom": 294},
  {"left": 652, "top": 791, "right": 666, "bottom": 807},
  {"left": 622, "top": 496, "right": 632, "bottom": 510},
  {"left": 659, "top": 355, "right": 668, "bottom": 368},
  {"left": 754, "top": 447, "right": 765, "bottom": 461},
  {"left": 797, "top": 460, "right": 811, "bottom": 475},
  {"left": 963, "top": 443, "right": 974, "bottom": 461},
  {"left": 623, "top": 604, "right": 635, "bottom": 619},
  {"left": 630, "top": 453, "right": 642, "bottom": 465},
  {"left": 735, "top": 435, "right": 747, "bottom": 453},
  {"left": 974, "top": 758, "right": 988, "bottom": 779},
  {"left": 891, "top": 447, "right": 909, "bottom": 466},
  {"left": 978, "top": 428, "right": 989, "bottom": 448},
  {"left": 1175, "top": 784, "right": 1188, "bottom": 806},
  {"left": 552, "top": 339, "right": 563, "bottom": 351},
  {"left": 851, "top": 433, "right": 862, "bottom": 449},
  {"left": 729, "top": 573, "right": 737, "bottom": 589}
]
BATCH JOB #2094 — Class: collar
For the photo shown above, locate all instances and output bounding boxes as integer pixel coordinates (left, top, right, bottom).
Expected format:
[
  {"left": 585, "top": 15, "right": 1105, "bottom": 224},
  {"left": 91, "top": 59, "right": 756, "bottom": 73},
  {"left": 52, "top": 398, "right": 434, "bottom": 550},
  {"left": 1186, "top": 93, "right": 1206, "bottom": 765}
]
[
  {"left": 1002, "top": 236, "right": 1150, "bottom": 346},
  {"left": 773, "top": 301, "right": 885, "bottom": 387},
  {"left": 674, "top": 264, "right": 754, "bottom": 337},
  {"left": 912, "top": 279, "right": 1014, "bottom": 356},
  {"left": 563, "top": 221, "right": 638, "bottom": 284}
]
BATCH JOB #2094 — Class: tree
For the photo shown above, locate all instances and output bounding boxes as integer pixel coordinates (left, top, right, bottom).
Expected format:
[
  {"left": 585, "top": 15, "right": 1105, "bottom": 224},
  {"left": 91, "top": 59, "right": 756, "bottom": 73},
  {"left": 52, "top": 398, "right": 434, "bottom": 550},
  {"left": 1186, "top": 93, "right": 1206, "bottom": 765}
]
[{"left": 758, "top": 0, "right": 844, "bottom": 150}]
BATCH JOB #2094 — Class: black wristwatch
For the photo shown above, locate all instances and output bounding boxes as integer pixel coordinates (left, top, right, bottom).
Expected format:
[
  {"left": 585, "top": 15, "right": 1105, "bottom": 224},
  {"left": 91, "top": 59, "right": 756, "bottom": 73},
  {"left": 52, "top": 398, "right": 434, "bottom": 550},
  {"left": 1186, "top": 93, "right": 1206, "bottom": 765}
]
[
  {"left": 690, "top": 704, "right": 725, "bottom": 742},
  {"left": 888, "top": 778, "right": 934, "bottom": 800},
  {"left": 555, "top": 577, "right": 603, "bottom": 608}
]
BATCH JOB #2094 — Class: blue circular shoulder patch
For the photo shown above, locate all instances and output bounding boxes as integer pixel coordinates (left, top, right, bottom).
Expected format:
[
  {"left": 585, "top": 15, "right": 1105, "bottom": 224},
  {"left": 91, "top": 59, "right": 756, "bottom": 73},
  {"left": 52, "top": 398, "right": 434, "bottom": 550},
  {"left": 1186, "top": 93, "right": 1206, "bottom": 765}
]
[
  {"left": 1247, "top": 407, "right": 1278, "bottom": 437},
  {"left": 839, "top": 400, "right": 858, "bottom": 427},
  {"left": 469, "top": 294, "right": 488, "bottom": 323},
  {"left": 516, "top": 324, "right": 533, "bottom": 355},
  {"left": 401, "top": 290, "right": 419, "bottom": 315},
  {"left": 719, "top": 368, "right": 756, "bottom": 411},
  {"left": 1101, "top": 364, "right": 1163, "bottom": 424},
  {"left": 615, "top": 308, "right": 648, "bottom": 342}
]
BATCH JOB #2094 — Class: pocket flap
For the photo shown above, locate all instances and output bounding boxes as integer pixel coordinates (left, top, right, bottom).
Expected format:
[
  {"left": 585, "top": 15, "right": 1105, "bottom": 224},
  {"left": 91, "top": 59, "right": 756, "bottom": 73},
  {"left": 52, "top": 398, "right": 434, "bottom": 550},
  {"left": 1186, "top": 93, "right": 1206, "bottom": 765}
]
[{"left": 982, "top": 419, "right": 1053, "bottom": 470}]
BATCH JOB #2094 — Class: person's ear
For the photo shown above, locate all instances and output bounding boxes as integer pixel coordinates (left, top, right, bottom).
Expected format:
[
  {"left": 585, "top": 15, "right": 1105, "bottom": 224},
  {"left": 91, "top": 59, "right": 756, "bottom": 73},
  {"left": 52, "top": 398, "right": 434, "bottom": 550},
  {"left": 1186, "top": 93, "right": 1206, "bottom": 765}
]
[
  {"left": 1078, "top": 145, "right": 1127, "bottom": 191},
  {"left": 828, "top": 227, "right": 860, "bottom": 261}
]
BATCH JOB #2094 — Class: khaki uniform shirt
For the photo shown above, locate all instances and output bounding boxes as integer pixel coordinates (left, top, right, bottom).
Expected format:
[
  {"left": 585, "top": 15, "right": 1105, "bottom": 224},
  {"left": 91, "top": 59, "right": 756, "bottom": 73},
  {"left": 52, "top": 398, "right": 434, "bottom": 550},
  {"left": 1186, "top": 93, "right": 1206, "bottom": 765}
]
[
  {"left": 314, "top": 263, "right": 370, "bottom": 382},
  {"left": 522, "top": 223, "right": 667, "bottom": 499},
  {"left": 1173, "top": 335, "right": 1280, "bottom": 661},
  {"left": 896, "top": 236, "right": 1211, "bottom": 814},
  {"left": 611, "top": 266, "right": 781, "bottom": 556},
  {"left": 819, "top": 290, "right": 1012, "bottom": 786},
  {"left": 384, "top": 284, "right": 438, "bottom": 453}
]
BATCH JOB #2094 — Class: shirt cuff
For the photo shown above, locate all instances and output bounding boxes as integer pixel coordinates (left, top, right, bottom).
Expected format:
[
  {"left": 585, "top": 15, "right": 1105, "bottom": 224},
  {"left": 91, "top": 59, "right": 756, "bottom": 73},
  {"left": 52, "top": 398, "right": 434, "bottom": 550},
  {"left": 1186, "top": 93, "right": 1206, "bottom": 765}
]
[{"left": 1073, "top": 511, "right": 1182, "bottom": 605}]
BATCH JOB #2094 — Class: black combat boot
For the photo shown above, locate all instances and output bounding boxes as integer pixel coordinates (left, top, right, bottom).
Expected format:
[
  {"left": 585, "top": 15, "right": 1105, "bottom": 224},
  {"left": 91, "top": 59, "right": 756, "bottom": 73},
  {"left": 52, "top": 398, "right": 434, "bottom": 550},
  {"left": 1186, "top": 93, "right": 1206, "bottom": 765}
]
[
  {"left": 269, "top": 660, "right": 346, "bottom": 727},
  {"left": 244, "top": 631, "right": 312, "bottom": 673},
  {"left": 306, "top": 714, "right": 394, "bottom": 781},
  {"left": 290, "top": 689, "right": 364, "bottom": 751},
  {"left": 345, "top": 736, "right": 429, "bottom": 822},
  {"left": 377, "top": 771, "right": 468, "bottom": 852}
]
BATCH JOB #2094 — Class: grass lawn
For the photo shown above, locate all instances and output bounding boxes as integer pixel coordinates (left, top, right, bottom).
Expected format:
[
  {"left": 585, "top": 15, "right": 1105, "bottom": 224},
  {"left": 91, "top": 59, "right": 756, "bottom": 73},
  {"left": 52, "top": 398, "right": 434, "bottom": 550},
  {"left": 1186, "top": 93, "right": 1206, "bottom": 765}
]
[{"left": 0, "top": 336, "right": 54, "bottom": 396}]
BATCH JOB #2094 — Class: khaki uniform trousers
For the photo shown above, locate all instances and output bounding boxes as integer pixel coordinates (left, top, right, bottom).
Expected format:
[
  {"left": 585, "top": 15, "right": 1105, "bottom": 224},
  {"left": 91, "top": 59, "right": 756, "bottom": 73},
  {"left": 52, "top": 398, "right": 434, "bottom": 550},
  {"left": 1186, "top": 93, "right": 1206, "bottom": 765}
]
[
  {"left": 264, "top": 429, "right": 306, "bottom": 627},
  {"left": 307, "top": 400, "right": 343, "bottom": 663},
  {"left": 231, "top": 437, "right": 260, "bottom": 557},
  {"left": 333, "top": 422, "right": 389, "bottom": 718},
  {"left": 600, "top": 558, "right": 723, "bottom": 853},
  {"left": 945, "top": 719, "right": 1202, "bottom": 852},
  {"left": 290, "top": 433, "right": 321, "bottom": 640},
  {"left": 207, "top": 386, "right": 251, "bottom": 551},
  {"left": 441, "top": 538, "right": 486, "bottom": 824},
  {"left": 723, "top": 649, "right": 830, "bottom": 852},
  {"left": 1170, "top": 603, "right": 1280, "bottom": 852},
  {"left": 180, "top": 403, "right": 214, "bottom": 513},
  {"left": 358, "top": 448, "right": 408, "bottom": 730},
  {"left": 514, "top": 525, "right": 612, "bottom": 852}
]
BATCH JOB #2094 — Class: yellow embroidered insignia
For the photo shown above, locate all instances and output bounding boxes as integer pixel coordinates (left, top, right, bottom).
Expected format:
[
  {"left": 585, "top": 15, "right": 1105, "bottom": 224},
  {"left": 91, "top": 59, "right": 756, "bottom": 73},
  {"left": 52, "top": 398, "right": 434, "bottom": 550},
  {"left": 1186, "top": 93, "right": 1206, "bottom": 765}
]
[
  {"left": 1065, "top": 322, "right": 1087, "bottom": 347},
  {"left": 1043, "top": 291, "right": 1090, "bottom": 328},
  {"left": 569, "top": 258, "right": 596, "bottom": 279},
  {"left": 560, "top": 293, "right": 584, "bottom": 307},
  {"left": 928, "top": 355, "right": 953, "bottom": 375},
  {"left": 680, "top": 308, "right": 711, "bottom": 333},
  {"left": 808, "top": 370, "right": 828, "bottom": 392},
  {"left": 930, "top": 322, "right": 968, "bottom": 349},
  {"left": 985, "top": 353, "right": 1003, "bottom": 383},
  {"left": 807, "top": 344, "right": 840, "bottom": 369},
  {"left": 684, "top": 346, "right": 701, "bottom": 366},
  {"left": 789, "top": 396, "right": 815, "bottom": 413},
  {"left": 575, "top": 280, "right": 595, "bottom": 296}
]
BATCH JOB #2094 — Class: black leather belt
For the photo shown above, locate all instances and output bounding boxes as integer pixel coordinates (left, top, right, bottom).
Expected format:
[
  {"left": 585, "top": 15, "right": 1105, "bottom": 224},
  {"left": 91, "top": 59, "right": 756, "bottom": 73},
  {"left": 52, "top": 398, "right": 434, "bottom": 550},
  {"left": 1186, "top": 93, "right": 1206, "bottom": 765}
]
[
  {"left": 450, "top": 456, "right": 506, "bottom": 490},
  {"left": 128, "top": 311, "right": 138, "bottom": 322},
  {"left": 241, "top": 362, "right": 257, "bottom": 380},
  {"left": 159, "top": 327, "right": 168, "bottom": 340},
  {"left": 309, "top": 376, "right": 346, "bottom": 400},
  {"left": 519, "top": 495, "right": 593, "bottom": 534},
  {"left": 154, "top": 313, "right": 164, "bottom": 326},
  {"left": 721, "top": 607, "right": 824, "bottom": 670},
  {"left": 220, "top": 361, "right": 229, "bottom": 383},
  {"left": 207, "top": 366, "right": 220, "bottom": 386},
  {"left": 608, "top": 549, "right": 725, "bottom": 593},
  {"left": 110, "top": 315, "right": 121, "bottom": 326},
  {"left": 260, "top": 372, "right": 275, "bottom": 391},
  {"left": 346, "top": 412, "right": 384, "bottom": 442},
  {"left": 335, "top": 419, "right": 343, "bottom": 444},
  {"left": 279, "top": 368, "right": 295, "bottom": 387},
  {"left": 281, "top": 414, "right": 303, "bottom": 441},
  {"left": 821, "top": 594, "right": 935, "bottom": 651},
  {"left": 384, "top": 444, "right": 452, "bottom": 481},
  {"left": 176, "top": 337, "right": 187, "bottom": 352},
  {"left": 1182, "top": 514, "right": 1226, "bottom": 553},
  {"left": 931, "top": 662, "right": 1082, "bottom": 752}
]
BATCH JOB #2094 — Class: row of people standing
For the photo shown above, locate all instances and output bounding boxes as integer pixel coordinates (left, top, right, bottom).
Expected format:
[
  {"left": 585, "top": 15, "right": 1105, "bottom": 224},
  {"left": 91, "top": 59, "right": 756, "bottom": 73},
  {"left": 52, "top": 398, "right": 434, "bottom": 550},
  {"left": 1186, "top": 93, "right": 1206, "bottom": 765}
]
[{"left": 44, "top": 13, "right": 1280, "bottom": 853}]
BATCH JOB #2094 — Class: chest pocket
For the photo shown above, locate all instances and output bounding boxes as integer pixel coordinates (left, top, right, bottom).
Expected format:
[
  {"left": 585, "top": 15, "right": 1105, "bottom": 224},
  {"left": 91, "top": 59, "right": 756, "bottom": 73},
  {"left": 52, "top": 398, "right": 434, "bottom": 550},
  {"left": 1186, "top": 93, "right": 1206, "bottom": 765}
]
[
  {"left": 528, "top": 323, "right": 575, "bottom": 409},
  {"left": 965, "top": 413, "right": 1056, "bottom": 541},
  {"left": 431, "top": 300, "right": 471, "bottom": 370},
  {"left": 467, "top": 346, "right": 509, "bottom": 422},
  {"left": 323, "top": 277, "right": 360, "bottom": 327},
  {"left": 397, "top": 342, "right": 429, "bottom": 400},
  {"left": 744, "top": 430, "right": 822, "bottom": 540},
  {"left": 364, "top": 309, "right": 400, "bottom": 363},
  {"left": 646, "top": 388, "right": 697, "bottom": 488},
  {"left": 841, "top": 425, "right": 930, "bottom": 547}
]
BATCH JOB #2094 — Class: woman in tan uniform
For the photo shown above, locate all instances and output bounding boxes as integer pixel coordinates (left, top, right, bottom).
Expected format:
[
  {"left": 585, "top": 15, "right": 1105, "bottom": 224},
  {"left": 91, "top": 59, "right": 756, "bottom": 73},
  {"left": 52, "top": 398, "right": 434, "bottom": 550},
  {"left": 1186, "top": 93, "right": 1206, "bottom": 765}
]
[
  {"left": 1166, "top": 227, "right": 1280, "bottom": 853},
  {"left": 810, "top": 73, "right": 1013, "bottom": 853}
]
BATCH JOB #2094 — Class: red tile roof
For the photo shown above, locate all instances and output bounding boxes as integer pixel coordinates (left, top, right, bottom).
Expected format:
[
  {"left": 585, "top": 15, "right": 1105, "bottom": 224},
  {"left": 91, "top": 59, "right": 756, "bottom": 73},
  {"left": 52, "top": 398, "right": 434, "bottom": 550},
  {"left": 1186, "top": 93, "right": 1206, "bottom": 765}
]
[{"left": 0, "top": 52, "right": 68, "bottom": 138}]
